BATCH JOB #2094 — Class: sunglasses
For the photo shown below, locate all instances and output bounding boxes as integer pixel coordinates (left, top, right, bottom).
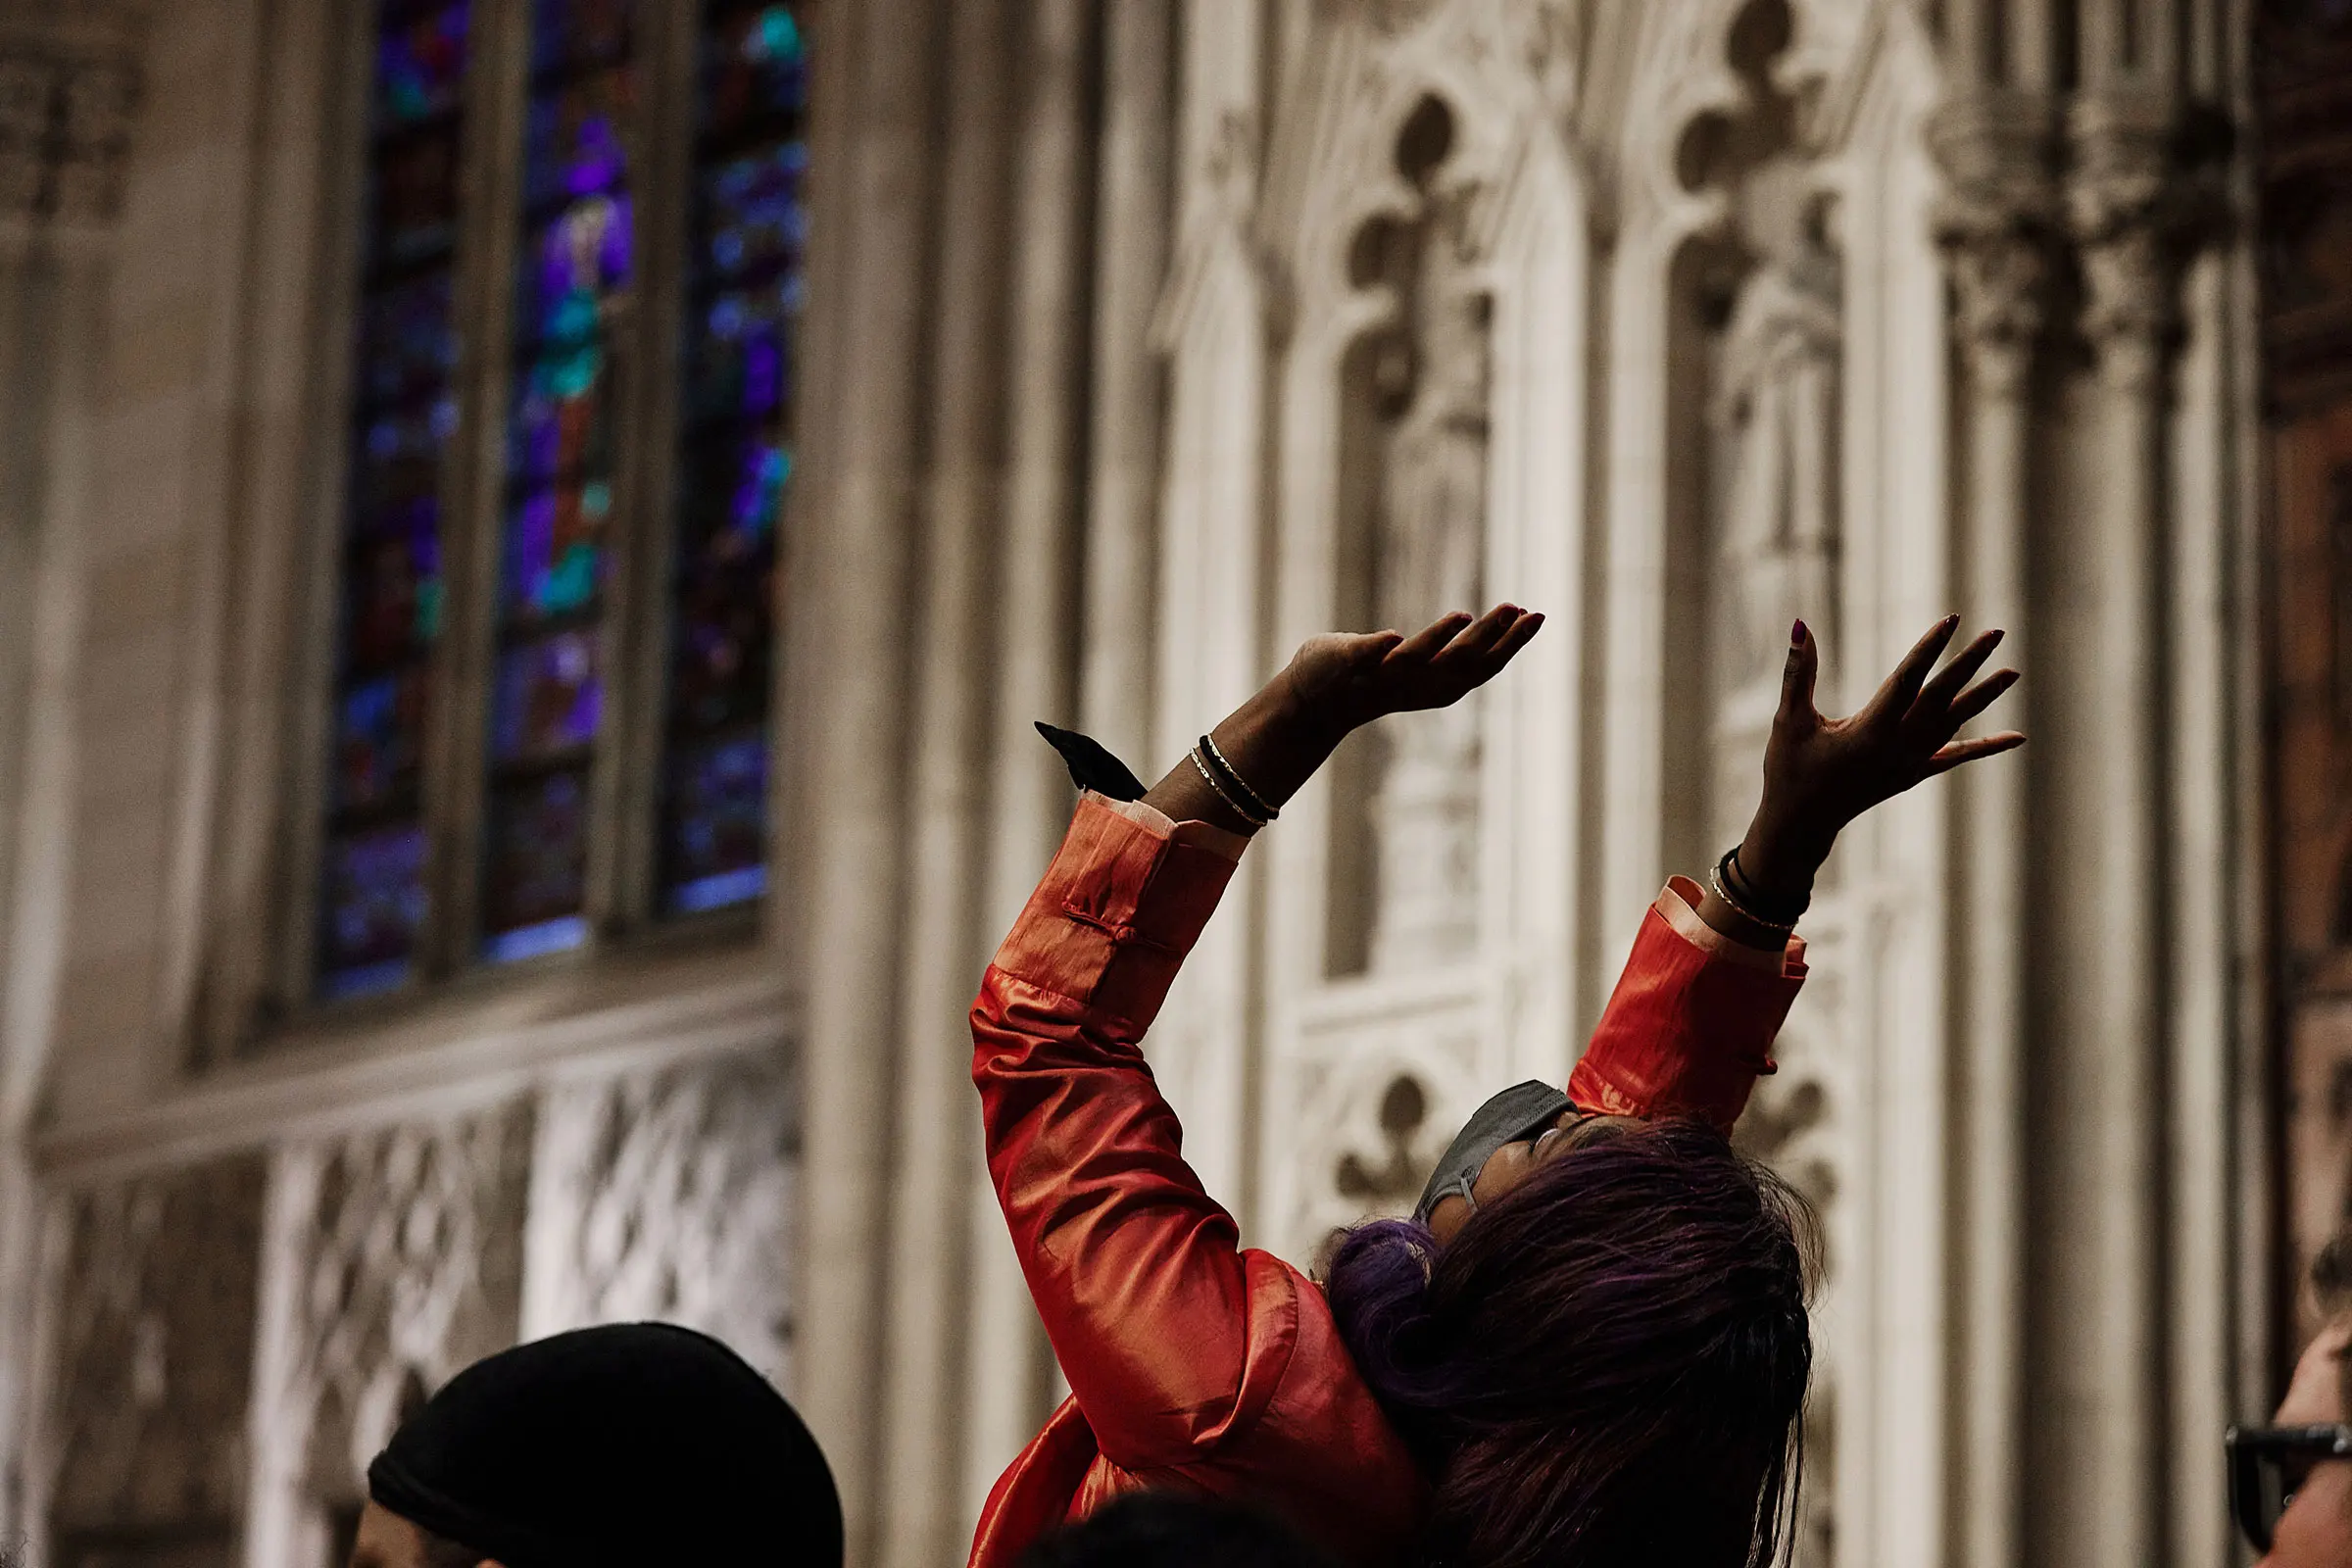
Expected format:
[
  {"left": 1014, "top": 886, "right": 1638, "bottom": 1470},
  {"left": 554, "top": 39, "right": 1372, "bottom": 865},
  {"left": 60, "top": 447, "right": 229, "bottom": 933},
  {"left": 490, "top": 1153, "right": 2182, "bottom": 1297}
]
[{"left": 2227, "top": 1423, "right": 2352, "bottom": 1552}]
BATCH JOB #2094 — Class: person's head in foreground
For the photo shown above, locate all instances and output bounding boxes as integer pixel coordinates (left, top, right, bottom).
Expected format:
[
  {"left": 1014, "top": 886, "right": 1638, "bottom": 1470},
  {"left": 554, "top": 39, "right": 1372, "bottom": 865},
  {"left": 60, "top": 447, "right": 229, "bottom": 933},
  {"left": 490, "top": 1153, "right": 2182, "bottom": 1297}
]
[
  {"left": 350, "top": 1322, "right": 843, "bottom": 1568},
  {"left": 2233, "top": 1234, "right": 2352, "bottom": 1565},
  {"left": 1326, "top": 1117, "right": 1815, "bottom": 1567},
  {"left": 1017, "top": 1492, "right": 1339, "bottom": 1568}
]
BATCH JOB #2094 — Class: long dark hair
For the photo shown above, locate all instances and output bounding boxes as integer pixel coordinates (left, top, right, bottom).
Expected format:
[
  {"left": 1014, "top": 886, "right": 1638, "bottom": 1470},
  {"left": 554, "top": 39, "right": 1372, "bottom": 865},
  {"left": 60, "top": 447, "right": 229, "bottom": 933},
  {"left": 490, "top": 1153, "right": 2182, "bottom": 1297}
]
[{"left": 1323, "top": 1117, "right": 1815, "bottom": 1568}]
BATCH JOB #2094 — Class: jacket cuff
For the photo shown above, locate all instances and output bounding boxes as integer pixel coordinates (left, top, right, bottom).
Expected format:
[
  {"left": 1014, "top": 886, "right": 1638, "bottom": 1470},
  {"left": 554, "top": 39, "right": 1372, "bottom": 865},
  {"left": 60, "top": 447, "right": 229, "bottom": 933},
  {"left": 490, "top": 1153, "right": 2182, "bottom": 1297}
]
[{"left": 987, "top": 793, "right": 1244, "bottom": 1030}]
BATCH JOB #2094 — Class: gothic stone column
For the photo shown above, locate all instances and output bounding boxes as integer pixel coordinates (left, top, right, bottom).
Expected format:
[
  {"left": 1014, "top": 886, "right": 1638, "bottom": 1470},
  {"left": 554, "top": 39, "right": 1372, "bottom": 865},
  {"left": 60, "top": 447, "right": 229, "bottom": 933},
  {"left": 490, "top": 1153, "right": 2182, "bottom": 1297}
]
[
  {"left": 1929, "top": 85, "right": 2053, "bottom": 1568},
  {"left": 2040, "top": 82, "right": 2195, "bottom": 1568}
]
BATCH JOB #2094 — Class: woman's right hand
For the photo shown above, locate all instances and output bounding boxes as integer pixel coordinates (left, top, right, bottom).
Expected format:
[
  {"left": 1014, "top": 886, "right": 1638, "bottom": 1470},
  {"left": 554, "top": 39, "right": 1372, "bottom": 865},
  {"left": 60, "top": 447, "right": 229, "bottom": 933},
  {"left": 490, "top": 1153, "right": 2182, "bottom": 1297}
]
[
  {"left": 1141, "top": 605, "right": 1544, "bottom": 833},
  {"left": 1275, "top": 604, "right": 1545, "bottom": 740}
]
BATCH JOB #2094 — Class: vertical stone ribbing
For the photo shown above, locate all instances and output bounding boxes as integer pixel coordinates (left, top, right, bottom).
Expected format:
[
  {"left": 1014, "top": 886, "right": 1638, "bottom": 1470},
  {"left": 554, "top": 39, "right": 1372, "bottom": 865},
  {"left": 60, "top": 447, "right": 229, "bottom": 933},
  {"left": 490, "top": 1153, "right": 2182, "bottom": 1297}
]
[{"left": 1929, "top": 85, "right": 2053, "bottom": 1568}]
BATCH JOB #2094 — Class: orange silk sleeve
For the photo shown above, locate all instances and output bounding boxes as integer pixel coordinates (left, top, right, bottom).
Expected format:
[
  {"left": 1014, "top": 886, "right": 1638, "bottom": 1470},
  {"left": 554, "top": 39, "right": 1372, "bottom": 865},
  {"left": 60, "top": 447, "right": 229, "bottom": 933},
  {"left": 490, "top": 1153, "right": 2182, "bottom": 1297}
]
[
  {"left": 1567, "top": 876, "right": 1808, "bottom": 1133},
  {"left": 971, "top": 794, "right": 1266, "bottom": 1470}
]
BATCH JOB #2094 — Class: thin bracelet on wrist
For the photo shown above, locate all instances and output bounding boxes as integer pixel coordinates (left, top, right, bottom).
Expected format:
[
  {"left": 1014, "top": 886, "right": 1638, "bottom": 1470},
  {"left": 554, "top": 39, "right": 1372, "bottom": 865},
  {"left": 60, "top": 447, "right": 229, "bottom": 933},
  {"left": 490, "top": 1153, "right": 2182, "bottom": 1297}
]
[
  {"left": 1189, "top": 747, "right": 1270, "bottom": 827},
  {"left": 1199, "top": 733, "right": 1279, "bottom": 822},
  {"left": 1709, "top": 848, "right": 1799, "bottom": 935},
  {"left": 1726, "top": 846, "right": 1810, "bottom": 924}
]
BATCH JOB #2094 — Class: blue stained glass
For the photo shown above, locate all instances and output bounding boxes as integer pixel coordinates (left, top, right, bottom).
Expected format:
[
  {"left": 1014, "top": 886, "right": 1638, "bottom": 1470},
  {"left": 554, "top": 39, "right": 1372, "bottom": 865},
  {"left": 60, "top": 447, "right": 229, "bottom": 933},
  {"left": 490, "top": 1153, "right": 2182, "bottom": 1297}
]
[
  {"left": 661, "top": 732, "right": 767, "bottom": 912},
  {"left": 524, "top": 70, "right": 634, "bottom": 209},
  {"left": 656, "top": 0, "right": 803, "bottom": 917},
  {"left": 492, "top": 629, "right": 603, "bottom": 760},
  {"left": 320, "top": 0, "right": 474, "bottom": 998},
  {"left": 318, "top": 821, "right": 429, "bottom": 992},
  {"left": 481, "top": 768, "right": 591, "bottom": 943},
  {"left": 374, "top": 1, "right": 469, "bottom": 128},
  {"left": 335, "top": 670, "right": 429, "bottom": 810},
  {"left": 502, "top": 483, "right": 609, "bottom": 616}
]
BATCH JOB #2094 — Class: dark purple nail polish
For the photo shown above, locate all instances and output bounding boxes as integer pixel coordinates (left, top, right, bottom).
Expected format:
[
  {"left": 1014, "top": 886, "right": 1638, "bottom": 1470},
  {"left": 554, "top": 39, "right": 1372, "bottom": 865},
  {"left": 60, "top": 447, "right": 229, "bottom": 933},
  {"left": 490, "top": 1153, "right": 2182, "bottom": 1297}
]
[{"left": 1790, "top": 619, "right": 1806, "bottom": 647}]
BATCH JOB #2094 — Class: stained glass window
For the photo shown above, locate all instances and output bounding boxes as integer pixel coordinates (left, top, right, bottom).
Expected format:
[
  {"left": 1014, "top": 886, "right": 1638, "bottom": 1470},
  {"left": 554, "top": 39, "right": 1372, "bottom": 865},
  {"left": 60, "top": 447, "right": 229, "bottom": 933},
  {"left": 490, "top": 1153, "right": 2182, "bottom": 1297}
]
[
  {"left": 319, "top": 0, "right": 470, "bottom": 1000},
  {"left": 317, "top": 0, "right": 806, "bottom": 1002},
  {"left": 658, "top": 0, "right": 808, "bottom": 914},
  {"left": 480, "top": 0, "right": 636, "bottom": 963}
]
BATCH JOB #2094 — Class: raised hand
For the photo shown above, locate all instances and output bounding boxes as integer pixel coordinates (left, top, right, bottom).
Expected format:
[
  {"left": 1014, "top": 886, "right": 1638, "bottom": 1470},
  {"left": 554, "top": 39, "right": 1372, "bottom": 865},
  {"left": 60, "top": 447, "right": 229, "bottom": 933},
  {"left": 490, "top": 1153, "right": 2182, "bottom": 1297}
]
[
  {"left": 1140, "top": 605, "right": 1544, "bottom": 835},
  {"left": 1279, "top": 605, "right": 1545, "bottom": 739},
  {"left": 1737, "top": 615, "right": 2024, "bottom": 901}
]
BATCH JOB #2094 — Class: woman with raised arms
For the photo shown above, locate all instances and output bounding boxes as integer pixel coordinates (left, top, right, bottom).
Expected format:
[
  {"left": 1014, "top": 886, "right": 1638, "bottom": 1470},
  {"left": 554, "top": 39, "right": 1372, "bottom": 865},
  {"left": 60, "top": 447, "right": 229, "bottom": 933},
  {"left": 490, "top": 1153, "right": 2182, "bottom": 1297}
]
[{"left": 968, "top": 606, "right": 2021, "bottom": 1568}]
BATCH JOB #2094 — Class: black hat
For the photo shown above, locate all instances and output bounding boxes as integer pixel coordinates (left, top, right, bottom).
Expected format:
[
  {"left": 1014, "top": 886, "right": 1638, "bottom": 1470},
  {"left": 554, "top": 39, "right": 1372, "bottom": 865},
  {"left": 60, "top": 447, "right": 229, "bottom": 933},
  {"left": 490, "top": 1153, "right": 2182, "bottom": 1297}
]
[{"left": 368, "top": 1322, "right": 843, "bottom": 1568}]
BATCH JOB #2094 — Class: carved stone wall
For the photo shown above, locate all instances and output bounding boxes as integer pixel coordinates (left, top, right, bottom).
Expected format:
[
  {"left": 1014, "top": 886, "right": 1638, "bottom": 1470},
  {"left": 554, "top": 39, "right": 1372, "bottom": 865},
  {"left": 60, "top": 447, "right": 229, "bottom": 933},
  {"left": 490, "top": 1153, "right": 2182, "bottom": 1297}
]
[
  {"left": 245, "top": 1103, "right": 530, "bottom": 1563},
  {"left": 38, "top": 1156, "right": 266, "bottom": 1568},
  {"left": 525, "top": 1053, "right": 797, "bottom": 1387}
]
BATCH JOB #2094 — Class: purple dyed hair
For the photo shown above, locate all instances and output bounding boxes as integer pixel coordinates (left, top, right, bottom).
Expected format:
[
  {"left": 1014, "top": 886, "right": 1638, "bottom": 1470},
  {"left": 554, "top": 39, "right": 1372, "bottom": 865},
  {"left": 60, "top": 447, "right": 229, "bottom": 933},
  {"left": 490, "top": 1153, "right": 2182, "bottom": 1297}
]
[{"left": 1323, "top": 1117, "right": 1815, "bottom": 1568}]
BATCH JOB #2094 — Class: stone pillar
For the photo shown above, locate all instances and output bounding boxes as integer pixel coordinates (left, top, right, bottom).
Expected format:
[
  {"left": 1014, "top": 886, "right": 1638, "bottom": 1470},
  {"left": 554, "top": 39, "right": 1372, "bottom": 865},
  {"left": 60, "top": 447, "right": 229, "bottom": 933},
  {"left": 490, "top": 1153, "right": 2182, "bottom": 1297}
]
[
  {"left": 1929, "top": 88, "right": 2052, "bottom": 1568},
  {"left": 965, "top": 0, "right": 1097, "bottom": 1518},
  {"left": 1079, "top": 0, "right": 1172, "bottom": 762},
  {"left": 2041, "top": 83, "right": 2188, "bottom": 1568},
  {"left": 792, "top": 0, "right": 942, "bottom": 1556},
  {"left": 0, "top": 19, "right": 137, "bottom": 1539},
  {"left": 872, "top": 0, "right": 1012, "bottom": 1558}
]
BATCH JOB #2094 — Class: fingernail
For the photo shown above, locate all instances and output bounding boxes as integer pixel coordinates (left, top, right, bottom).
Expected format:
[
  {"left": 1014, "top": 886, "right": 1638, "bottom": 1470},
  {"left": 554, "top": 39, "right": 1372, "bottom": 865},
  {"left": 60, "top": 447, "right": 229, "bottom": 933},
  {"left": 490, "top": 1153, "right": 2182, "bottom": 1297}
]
[{"left": 1790, "top": 618, "right": 1806, "bottom": 647}]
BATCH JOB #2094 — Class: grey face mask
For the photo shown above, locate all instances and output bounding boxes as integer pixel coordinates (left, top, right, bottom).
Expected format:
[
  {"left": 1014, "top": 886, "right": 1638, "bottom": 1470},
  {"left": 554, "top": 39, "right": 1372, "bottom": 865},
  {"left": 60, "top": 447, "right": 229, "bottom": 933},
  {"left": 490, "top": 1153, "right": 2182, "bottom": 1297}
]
[{"left": 1411, "top": 1080, "right": 1574, "bottom": 1225}]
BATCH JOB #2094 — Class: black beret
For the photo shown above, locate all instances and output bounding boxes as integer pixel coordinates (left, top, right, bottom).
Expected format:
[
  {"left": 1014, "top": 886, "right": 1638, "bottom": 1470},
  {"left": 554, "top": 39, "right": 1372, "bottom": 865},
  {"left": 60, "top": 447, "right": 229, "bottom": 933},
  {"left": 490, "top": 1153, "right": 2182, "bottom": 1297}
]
[{"left": 368, "top": 1323, "right": 842, "bottom": 1568}]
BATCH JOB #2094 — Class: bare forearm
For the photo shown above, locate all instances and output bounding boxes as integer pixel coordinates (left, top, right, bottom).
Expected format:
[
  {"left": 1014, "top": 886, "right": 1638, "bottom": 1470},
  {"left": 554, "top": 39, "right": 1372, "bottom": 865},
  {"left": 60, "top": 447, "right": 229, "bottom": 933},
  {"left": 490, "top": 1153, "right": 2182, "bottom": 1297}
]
[{"left": 1138, "top": 668, "right": 1342, "bottom": 835}]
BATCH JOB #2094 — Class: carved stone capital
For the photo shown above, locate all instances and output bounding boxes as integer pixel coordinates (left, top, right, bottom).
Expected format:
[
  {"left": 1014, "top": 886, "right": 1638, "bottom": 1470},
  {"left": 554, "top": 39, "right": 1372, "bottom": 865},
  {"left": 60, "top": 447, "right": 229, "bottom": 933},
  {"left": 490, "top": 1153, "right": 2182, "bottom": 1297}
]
[
  {"left": 1927, "top": 90, "right": 2058, "bottom": 397},
  {"left": 2065, "top": 89, "right": 2212, "bottom": 392}
]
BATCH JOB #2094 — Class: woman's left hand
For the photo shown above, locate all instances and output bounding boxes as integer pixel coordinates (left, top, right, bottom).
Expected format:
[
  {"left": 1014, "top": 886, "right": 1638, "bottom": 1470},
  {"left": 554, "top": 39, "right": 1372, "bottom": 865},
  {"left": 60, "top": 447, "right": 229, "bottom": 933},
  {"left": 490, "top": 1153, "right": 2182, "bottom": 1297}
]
[{"left": 1736, "top": 615, "right": 2023, "bottom": 901}]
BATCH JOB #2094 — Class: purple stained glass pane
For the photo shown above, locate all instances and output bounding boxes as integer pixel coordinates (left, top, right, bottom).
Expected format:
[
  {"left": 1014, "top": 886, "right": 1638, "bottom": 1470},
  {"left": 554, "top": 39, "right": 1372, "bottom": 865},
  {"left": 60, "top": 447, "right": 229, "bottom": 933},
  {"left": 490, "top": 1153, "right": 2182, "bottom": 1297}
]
[
  {"left": 334, "top": 668, "right": 430, "bottom": 811},
  {"left": 515, "top": 192, "right": 633, "bottom": 345},
  {"left": 530, "top": 0, "right": 631, "bottom": 77},
  {"left": 524, "top": 69, "right": 634, "bottom": 210},
  {"left": 698, "top": 4, "right": 808, "bottom": 142},
  {"left": 319, "top": 820, "right": 429, "bottom": 987},
  {"left": 492, "top": 629, "right": 603, "bottom": 760},
  {"left": 662, "top": 732, "right": 767, "bottom": 911},
  {"left": 358, "top": 271, "right": 458, "bottom": 405},
  {"left": 502, "top": 482, "right": 609, "bottom": 618},
  {"left": 481, "top": 767, "right": 591, "bottom": 939},
  {"left": 374, "top": 1, "right": 469, "bottom": 128}
]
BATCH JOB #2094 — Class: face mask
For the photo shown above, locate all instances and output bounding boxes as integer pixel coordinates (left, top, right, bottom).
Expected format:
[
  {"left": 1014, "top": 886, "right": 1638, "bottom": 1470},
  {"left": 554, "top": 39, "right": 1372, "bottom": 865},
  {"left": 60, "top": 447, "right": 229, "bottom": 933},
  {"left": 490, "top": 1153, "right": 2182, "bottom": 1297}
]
[{"left": 1411, "top": 1080, "right": 1573, "bottom": 1225}]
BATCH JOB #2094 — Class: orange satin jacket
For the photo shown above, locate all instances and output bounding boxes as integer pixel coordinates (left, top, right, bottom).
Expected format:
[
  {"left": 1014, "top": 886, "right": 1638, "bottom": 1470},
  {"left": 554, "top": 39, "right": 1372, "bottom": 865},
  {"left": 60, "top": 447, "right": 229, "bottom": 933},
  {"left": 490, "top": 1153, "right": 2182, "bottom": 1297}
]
[{"left": 967, "top": 795, "right": 1806, "bottom": 1568}]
